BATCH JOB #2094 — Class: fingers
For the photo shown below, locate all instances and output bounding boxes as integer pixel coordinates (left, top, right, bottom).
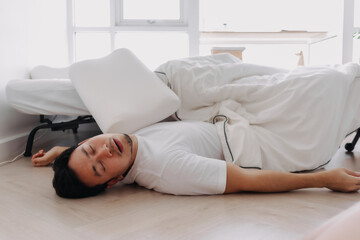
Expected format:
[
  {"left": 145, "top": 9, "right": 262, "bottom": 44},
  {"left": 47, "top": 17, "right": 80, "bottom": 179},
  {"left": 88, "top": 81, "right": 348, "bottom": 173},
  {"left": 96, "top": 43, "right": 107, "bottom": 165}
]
[
  {"left": 327, "top": 168, "right": 360, "bottom": 193},
  {"left": 348, "top": 181, "right": 360, "bottom": 192},
  {"left": 31, "top": 150, "right": 45, "bottom": 160},
  {"left": 32, "top": 157, "right": 49, "bottom": 167},
  {"left": 344, "top": 171, "right": 360, "bottom": 192},
  {"left": 344, "top": 168, "right": 360, "bottom": 177},
  {"left": 32, "top": 157, "right": 42, "bottom": 166},
  {"left": 31, "top": 150, "right": 49, "bottom": 167}
]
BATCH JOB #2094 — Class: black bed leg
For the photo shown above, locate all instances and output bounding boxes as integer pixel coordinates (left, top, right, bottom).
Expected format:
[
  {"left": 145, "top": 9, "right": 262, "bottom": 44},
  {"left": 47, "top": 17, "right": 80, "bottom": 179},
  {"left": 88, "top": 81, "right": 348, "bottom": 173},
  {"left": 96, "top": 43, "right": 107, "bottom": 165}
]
[
  {"left": 24, "top": 126, "right": 42, "bottom": 157},
  {"left": 72, "top": 127, "right": 79, "bottom": 134},
  {"left": 345, "top": 128, "right": 360, "bottom": 152}
]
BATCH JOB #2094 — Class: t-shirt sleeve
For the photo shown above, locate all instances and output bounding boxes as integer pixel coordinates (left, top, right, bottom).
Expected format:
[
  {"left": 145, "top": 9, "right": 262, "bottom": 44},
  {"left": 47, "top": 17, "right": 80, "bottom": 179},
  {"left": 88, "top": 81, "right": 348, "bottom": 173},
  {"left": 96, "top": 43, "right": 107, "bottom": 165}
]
[{"left": 155, "top": 150, "right": 227, "bottom": 195}]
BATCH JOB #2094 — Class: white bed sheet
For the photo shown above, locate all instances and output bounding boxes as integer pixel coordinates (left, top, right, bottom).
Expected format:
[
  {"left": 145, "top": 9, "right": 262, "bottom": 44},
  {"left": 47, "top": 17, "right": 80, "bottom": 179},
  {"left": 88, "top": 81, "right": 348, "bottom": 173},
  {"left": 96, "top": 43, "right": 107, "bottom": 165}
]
[
  {"left": 6, "top": 78, "right": 90, "bottom": 116},
  {"left": 156, "top": 54, "right": 360, "bottom": 172}
]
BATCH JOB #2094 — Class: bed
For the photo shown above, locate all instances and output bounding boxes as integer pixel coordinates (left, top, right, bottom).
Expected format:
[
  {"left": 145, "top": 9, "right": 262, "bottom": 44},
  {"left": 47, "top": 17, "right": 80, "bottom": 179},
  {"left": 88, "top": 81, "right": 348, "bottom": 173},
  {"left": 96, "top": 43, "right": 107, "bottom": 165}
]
[
  {"left": 5, "top": 49, "right": 360, "bottom": 172},
  {"left": 5, "top": 49, "right": 180, "bottom": 157},
  {"left": 6, "top": 66, "right": 95, "bottom": 156}
]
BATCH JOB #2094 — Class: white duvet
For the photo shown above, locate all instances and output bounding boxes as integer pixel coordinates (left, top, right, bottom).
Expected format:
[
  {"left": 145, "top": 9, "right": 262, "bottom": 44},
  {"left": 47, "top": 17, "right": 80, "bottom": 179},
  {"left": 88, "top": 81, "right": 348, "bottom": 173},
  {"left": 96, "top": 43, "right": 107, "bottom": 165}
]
[{"left": 156, "top": 54, "right": 360, "bottom": 172}]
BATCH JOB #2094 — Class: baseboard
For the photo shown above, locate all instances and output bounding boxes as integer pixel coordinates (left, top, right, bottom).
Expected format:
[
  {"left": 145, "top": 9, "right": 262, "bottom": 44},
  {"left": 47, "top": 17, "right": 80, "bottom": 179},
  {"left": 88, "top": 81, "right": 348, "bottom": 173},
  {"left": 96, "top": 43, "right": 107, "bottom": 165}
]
[{"left": 0, "top": 133, "right": 29, "bottom": 163}]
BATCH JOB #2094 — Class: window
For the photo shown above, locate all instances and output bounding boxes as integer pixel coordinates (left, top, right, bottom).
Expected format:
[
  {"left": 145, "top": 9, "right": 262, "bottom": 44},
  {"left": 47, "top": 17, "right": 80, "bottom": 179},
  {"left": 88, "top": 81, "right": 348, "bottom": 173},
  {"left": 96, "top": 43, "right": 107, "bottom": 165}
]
[
  {"left": 121, "top": 0, "right": 182, "bottom": 21},
  {"left": 68, "top": 0, "right": 198, "bottom": 69},
  {"left": 199, "top": 0, "right": 344, "bottom": 67},
  {"left": 75, "top": 33, "right": 111, "bottom": 61},
  {"left": 115, "top": 31, "right": 189, "bottom": 69},
  {"left": 74, "top": 0, "right": 110, "bottom": 27},
  {"left": 355, "top": 0, "right": 360, "bottom": 28},
  {"left": 69, "top": 0, "right": 353, "bottom": 68},
  {"left": 353, "top": 0, "right": 360, "bottom": 62},
  {"left": 200, "top": 0, "right": 341, "bottom": 32}
]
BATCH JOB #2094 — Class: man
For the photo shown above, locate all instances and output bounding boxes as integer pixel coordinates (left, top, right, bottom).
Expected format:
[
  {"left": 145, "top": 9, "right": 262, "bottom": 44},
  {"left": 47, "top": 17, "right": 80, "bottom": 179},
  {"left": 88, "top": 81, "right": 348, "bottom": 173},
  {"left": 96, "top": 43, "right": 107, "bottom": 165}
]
[{"left": 32, "top": 121, "right": 360, "bottom": 198}]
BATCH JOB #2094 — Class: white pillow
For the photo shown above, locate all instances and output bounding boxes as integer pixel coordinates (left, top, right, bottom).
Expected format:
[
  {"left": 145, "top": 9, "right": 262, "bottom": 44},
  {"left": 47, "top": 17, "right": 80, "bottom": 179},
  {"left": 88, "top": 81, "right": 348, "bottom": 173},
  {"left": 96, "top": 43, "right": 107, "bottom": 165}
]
[
  {"left": 69, "top": 48, "right": 180, "bottom": 133},
  {"left": 31, "top": 66, "right": 69, "bottom": 79}
]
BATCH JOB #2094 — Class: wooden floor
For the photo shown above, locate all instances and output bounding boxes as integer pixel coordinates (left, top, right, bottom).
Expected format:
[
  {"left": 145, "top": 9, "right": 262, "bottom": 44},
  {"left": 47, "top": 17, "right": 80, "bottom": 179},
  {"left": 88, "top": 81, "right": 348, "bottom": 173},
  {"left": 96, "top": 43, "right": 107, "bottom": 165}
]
[{"left": 0, "top": 128, "right": 360, "bottom": 240}]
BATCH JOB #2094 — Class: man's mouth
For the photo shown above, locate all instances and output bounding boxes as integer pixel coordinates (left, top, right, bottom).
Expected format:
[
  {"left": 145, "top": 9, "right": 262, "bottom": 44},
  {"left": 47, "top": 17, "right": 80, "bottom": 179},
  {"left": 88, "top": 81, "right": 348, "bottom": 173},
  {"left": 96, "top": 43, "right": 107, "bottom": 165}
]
[{"left": 113, "top": 138, "right": 123, "bottom": 153}]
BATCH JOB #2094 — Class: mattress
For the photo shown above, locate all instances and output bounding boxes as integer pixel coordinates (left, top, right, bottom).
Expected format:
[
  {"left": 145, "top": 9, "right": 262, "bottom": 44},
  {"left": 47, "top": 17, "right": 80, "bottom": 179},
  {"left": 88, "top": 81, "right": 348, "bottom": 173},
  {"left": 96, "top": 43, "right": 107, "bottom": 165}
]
[{"left": 5, "top": 79, "right": 90, "bottom": 116}]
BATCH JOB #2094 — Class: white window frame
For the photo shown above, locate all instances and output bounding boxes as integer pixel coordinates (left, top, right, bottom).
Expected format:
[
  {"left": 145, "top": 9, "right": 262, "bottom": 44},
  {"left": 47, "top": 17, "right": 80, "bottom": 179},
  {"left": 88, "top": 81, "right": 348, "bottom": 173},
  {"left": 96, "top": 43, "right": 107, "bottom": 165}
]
[
  {"left": 117, "top": 0, "right": 186, "bottom": 26},
  {"left": 66, "top": 0, "right": 199, "bottom": 63},
  {"left": 342, "top": 0, "right": 355, "bottom": 63}
]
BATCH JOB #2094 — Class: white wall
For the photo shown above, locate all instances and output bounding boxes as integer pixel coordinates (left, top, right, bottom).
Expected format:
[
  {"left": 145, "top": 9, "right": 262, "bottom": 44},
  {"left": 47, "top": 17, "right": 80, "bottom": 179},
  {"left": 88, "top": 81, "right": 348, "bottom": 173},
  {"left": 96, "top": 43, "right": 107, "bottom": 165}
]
[{"left": 0, "top": 0, "right": 68, "bottom": 162}]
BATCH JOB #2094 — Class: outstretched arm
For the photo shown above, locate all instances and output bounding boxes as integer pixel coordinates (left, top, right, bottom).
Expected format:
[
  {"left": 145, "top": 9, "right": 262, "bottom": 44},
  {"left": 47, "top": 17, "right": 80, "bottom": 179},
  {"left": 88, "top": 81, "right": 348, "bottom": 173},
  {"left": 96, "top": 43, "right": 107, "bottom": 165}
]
[
  {"left": 224, "top": 162, "right": 360, "bottom": 193},
  {"left": 32, "top": 146, "right": 69, "bottom": 167}
]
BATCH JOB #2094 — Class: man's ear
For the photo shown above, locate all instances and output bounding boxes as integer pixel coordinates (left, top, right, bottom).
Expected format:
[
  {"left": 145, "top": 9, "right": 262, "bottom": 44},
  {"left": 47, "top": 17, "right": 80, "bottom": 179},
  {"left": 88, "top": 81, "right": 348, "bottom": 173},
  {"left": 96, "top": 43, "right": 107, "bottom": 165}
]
[
  {"left": 78, "top": 139, "right": 89, "bottom": 146},
  {"left": 106, "top": 176, "right": 123, "bottom": 189}
]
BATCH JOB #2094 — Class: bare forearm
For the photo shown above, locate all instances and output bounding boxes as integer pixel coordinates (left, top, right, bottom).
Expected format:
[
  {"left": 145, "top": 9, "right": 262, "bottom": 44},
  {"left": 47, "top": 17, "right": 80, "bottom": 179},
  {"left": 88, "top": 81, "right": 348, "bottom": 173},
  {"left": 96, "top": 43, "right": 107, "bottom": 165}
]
[
  {"left": 225, "top": 163, "right": 360, "bottom": 193},
  {"left": 32, "top": 146, "right": 69, "bottom": 167},
  {"left": 235, "top": 169, "right": 323, "bottom": 193},
  {"left": 225, "top": 162, "right": 325, "bottom": 193}
]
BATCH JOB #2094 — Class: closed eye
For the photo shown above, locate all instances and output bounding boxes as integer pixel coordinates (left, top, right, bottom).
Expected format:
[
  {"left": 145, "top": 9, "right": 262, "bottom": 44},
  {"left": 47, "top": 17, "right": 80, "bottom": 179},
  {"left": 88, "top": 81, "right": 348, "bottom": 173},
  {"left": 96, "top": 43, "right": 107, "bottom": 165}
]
[
  {"left": 89, "top": 145, "right": 95, "bottom": 154},
  {"left": 100, "top": 161, "right": 105, "bottom": 172},
  {"left": 93, "top": 165, "right": 100, "bottom": 177}
]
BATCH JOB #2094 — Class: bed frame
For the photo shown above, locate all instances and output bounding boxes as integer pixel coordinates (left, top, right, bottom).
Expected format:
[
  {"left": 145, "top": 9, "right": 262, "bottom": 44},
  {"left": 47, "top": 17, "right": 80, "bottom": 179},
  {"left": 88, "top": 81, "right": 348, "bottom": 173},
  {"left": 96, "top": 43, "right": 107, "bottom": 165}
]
[{"left": 23, "top": 115, "right": 95, "bottom": 157}]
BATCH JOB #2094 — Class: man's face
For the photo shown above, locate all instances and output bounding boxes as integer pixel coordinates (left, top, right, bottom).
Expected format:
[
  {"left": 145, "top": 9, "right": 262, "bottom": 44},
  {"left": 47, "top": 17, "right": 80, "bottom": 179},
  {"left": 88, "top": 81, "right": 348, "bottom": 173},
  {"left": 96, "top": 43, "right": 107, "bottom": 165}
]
[{"left": 68, "top": 133, "right": 135, "bottom": 188}]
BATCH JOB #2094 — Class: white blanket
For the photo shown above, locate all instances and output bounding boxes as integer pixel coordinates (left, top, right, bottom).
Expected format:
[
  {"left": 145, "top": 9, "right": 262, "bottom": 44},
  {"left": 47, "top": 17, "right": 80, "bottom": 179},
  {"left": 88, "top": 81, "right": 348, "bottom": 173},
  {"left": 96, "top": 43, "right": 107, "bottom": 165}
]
[{"left": 156, "top": 54, "right": 360, "bottom": 172}]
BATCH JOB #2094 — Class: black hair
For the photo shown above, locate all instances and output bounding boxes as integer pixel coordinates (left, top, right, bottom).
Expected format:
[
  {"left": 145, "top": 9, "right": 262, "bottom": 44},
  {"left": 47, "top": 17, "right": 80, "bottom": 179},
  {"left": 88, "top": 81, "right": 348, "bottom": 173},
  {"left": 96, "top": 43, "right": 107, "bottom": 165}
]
[{"left": 52, "top": 145, "right": 107, "bottom": 198}]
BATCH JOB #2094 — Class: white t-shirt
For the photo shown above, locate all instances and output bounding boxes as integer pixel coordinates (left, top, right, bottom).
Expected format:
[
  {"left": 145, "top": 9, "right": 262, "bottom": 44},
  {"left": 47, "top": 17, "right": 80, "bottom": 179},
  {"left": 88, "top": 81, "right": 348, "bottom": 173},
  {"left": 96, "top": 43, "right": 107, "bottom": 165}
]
[{"left": 122, "top": 121, "right": 227, "bottom": 195}]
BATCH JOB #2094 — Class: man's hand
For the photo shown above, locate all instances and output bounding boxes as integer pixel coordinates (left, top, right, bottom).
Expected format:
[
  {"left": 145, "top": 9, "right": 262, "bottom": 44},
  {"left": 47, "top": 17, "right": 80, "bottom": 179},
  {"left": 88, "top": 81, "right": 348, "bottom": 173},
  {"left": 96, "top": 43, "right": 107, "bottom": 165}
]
[
  {"left": 32, "top": 146, "right": 69, "bottom": 167},
  {"left": 323, "top": 168, "right": 360, "bottom": 192}
]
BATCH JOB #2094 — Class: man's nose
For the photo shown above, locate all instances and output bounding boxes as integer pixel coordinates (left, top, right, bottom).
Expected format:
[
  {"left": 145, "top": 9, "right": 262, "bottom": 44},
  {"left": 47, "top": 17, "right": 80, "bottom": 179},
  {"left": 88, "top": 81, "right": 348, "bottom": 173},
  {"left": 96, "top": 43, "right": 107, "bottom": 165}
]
[{"left": 97, "top": 144, "right": 112, "bottom": 158}]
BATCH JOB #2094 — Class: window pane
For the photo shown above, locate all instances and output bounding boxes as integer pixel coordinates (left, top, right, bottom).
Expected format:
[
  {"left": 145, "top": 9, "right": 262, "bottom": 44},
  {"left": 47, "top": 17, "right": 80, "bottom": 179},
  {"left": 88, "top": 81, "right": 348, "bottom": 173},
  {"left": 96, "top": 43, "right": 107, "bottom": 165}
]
[
  {"left": 75, "top": 33, "right": 111, "bottom": 61},
  {"left": 115, "top": 32, "right": 188, "bottom": 70},
  {"left": 123, "top": 0, "right": 180, "bottom": 20},
  {"left": 354, "top": 38, "right": 360, "bottom": 63},
  {"left": 200, "top": 0, "right": 341, "bottom": 32},
  {"left": 74, "top": 0, "right": 110, "bottom": 27},
  {"left": 355, "top": 0, "right": 360, "bottom": 27}
]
